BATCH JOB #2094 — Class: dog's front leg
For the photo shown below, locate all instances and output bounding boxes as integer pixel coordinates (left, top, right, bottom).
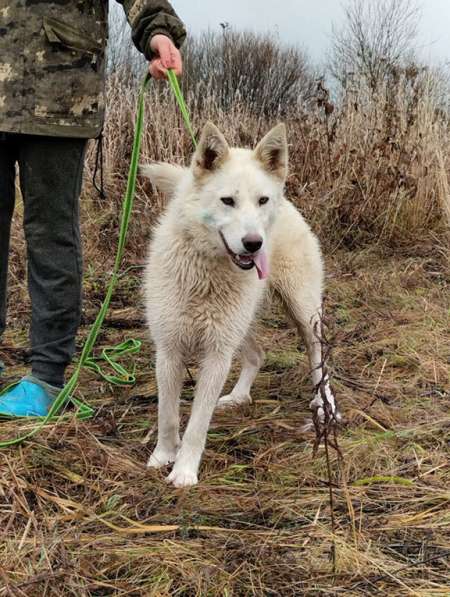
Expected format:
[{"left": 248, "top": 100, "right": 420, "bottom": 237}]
[
  {"left": 300, "top": 310, "right": 340, "bottom": 424},
  {"left": 167, "top": 351, "right": 232, "bottom": 487},
  {"left": 148, "top": 349, "right": 184, "bottom": 469}
]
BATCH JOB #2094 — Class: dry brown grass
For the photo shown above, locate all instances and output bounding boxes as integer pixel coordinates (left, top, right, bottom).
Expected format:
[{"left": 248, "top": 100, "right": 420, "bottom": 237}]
[
  {"left": 80, "top": 68, "right": 450, "bottom": 265},
  {"left": 1, "top": 249, "right": 449, "bottom": 595},
  {"left": 1, "top": 71, "right": 449, "bottom": 595}
]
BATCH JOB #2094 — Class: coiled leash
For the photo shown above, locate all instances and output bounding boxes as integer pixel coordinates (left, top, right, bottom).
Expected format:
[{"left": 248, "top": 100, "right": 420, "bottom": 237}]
[{"left": 83, "top": 338, "right": 142, "bottom": 386}]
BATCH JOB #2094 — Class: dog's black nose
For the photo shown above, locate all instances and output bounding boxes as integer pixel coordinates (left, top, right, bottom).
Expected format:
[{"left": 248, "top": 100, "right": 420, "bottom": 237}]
[{"left": 242, "top": 234, "right": 263, "bottom": 253}]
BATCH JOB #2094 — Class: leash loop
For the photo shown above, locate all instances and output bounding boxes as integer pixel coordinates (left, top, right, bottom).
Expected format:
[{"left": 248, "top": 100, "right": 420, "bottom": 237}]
[{"left": 83, "top": 339, "right": 142, "bottom": 386}]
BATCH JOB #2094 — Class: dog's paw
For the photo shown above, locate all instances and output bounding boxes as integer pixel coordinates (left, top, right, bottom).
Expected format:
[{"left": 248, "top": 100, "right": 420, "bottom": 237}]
[
  {"left": 166, "top": 467, "right": 198, "bottom": 488},
  {"left": 310, "top": 384, "right": 341, "bottom": 424},
  {"left": 147, "top": 446, "right": 178, "bottom": 469},
  {"left": 217, "top": 392, "right": 252, "bottom": 409}
]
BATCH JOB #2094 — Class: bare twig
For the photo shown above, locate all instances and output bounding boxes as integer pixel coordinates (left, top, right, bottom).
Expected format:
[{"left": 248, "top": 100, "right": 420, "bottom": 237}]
[{"left": 310, "top": 306, "right": 345, "bottom": 574}]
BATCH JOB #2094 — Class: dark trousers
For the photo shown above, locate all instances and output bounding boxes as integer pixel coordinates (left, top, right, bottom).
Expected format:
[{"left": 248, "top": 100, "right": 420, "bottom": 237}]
[{"left": 0, "top": 133, "right": 87, "bottom": 386}]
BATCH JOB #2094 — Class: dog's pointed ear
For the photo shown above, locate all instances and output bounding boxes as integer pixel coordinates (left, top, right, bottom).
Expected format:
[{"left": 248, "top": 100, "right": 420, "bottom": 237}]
[
  {"left": 192, "top": 121, "right": 230, "bottom": 176},
  {"left": 139, "top": 162, "right": 186, "bottom": 196},
  {"left": 254, "top": 123, "right": 288, "bottom": 181}
]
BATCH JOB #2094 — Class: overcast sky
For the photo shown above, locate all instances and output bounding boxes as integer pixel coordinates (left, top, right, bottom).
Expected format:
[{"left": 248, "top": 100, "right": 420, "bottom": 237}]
[{"left": 167, "top": 0, "right": 450, "bottom": 66}]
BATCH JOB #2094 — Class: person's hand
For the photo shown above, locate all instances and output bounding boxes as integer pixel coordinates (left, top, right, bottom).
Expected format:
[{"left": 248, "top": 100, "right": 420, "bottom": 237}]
[{"left": 149, "top": 34, "right": 183, "bottom": 80}]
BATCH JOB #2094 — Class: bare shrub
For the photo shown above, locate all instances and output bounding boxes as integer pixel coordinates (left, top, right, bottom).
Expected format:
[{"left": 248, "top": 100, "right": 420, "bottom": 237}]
[
  {"left": 302, "top": 71, "right": 450, "bottom": 248},
  {"left": 330, "top": 0, "right": 420, "bottom": 90},
  {"left": 181, "top": 27, "right": 315, "bottom": 115},
  {"left": 107, "top": 2, "right": 145, "bottom": 78}
]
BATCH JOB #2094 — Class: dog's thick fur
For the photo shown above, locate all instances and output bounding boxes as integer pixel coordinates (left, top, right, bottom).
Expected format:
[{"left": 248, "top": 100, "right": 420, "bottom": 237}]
[{"left": 141, "top": 122, "right": 338, "bottom": 487}]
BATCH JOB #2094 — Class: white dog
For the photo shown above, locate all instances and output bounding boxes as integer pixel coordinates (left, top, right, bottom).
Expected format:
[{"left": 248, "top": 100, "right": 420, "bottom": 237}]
[{"left": 141, "top": 122, "right": 338, "bottom": 487}]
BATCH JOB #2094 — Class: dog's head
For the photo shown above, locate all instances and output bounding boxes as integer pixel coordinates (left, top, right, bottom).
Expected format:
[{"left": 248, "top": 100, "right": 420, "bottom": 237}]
[{"left": 140, "top": 122, "right": 288, "bottom": 279}]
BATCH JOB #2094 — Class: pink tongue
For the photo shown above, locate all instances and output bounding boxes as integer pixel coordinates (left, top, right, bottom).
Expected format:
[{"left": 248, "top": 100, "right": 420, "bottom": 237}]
[{"left": 253, "top": 250, "right": 269, "bottom": 280}]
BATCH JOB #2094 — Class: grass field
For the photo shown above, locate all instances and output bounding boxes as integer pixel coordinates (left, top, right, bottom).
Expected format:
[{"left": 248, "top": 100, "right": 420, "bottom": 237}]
[
  {"left": 1, "top": 241, "right": 448, "bottom": 595},
  {"left": 1, "top": 45, "right": 450, "bottom": 594}
]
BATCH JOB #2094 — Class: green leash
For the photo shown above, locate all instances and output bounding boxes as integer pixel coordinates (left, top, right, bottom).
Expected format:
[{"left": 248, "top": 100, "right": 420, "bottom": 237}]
[
  {"left": 0, "top": 69, "right": 196, "bottom": 448},
  {"left": 83, "top": 338, "right": 142, "bottom": 386},
  {"left": 167, "top": 69, "right": 197, "bottom": 148},
  {"left": 0, "top": 74, "right": 151, "bottom": 447}
]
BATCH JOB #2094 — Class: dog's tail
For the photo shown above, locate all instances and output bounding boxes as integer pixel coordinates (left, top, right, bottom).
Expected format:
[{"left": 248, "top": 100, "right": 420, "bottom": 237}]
[{"left": 139, "top": 162, "right": 185, "bottom": 196}]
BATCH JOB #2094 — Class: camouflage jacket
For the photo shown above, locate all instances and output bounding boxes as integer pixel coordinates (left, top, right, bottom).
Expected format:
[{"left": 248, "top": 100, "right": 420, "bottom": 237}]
[{"left": 0, "top": 1, "right": 186, "bottom": 138}]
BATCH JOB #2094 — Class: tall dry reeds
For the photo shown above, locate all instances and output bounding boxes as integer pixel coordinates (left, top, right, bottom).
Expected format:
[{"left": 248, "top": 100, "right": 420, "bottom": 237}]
[{"left": 83, "top": 52, "right": 449, "bottom": 266}]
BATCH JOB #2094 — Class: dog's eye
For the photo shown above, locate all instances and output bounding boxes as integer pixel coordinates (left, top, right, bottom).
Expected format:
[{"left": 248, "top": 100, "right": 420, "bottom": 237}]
[
  {"left": 259, "top": 196, "right": 270, "bottom": 206},
  {"left": 220, "top": 197, "right": 235, "bottom": 207}
]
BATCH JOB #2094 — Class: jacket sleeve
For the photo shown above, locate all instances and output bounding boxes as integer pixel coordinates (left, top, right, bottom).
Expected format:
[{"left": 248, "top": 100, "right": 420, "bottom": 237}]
[{"left": 115, "top": 0, "right": 186, "bottom": 60}]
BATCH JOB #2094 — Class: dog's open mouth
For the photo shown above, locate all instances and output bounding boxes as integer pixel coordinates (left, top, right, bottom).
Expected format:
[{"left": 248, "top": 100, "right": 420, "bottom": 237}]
[{"left": 219, "top": 232, "right": 269, "bottom": 279}]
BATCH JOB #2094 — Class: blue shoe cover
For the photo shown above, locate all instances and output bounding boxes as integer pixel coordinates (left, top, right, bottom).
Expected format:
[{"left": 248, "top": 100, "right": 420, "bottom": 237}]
[{"left": 0, "top": 378, "right": 58, "bottom": 417}]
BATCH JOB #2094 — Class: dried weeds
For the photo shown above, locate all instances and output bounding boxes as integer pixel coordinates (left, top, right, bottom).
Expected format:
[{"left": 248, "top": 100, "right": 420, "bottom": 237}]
[{"left": 1, "top": 68, "right": 449, "bottom": 596}]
